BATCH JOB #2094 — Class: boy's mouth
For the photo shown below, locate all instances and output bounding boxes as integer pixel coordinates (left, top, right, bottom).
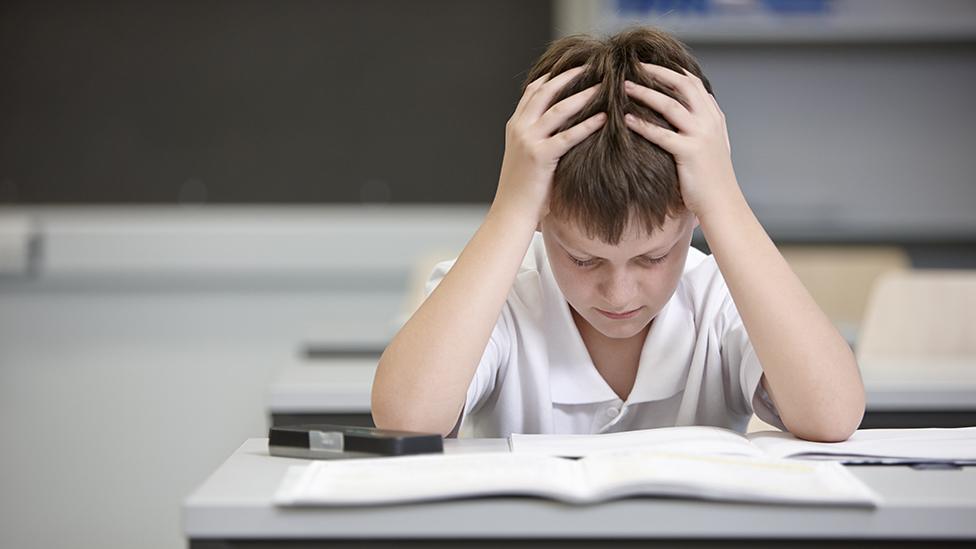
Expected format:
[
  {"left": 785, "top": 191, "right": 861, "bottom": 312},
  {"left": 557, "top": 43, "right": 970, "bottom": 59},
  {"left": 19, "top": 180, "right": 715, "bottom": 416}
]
[{"left": 596, "top": 307, "right": 642, "bottom": 320}]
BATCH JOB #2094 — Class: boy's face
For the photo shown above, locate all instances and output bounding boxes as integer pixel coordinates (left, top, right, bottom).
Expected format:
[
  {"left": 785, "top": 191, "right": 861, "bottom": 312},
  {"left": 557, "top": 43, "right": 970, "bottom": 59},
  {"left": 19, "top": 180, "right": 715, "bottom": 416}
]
[{"left": 541, "top": 211, "right": 698, "bottom": 340}]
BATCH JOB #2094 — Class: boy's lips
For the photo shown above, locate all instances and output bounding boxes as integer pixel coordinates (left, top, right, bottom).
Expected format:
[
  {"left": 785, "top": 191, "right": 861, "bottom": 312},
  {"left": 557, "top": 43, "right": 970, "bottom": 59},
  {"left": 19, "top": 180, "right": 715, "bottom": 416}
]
[{"left": 596, "top": 307, "right": 642, "bottom": 320}]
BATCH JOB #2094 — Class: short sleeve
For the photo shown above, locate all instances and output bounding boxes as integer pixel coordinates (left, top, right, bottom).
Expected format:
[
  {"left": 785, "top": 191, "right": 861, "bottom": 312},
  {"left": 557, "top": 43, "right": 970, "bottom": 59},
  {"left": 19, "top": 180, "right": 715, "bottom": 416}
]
[
  {"left": 719, "top": 298, "right": 787, "bottom": 431},
  {"left": 424, "top": 259, "right": 511, "bottom": 437}
]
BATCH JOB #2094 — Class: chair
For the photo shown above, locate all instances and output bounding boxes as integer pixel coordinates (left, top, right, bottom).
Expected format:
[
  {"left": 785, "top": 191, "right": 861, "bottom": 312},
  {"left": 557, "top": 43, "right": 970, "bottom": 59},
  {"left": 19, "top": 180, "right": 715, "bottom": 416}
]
[
  {"left": 858, "top": 269, "right": 976, "bottom": 368},
  {"left": 779, "top": 245, "right": 910, "bottom": 344},
  {"left": 853, "top": 270, "right": 976, "bottom": 428}
]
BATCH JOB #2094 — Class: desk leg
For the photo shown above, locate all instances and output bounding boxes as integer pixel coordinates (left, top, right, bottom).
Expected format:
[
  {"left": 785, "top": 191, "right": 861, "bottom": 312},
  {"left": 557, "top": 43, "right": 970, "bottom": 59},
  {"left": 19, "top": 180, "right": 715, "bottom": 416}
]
[
  {"left": 270, "top": 413, "right": 375, "bottom": 428},
  {"left": 860, "top": 411, "right": 976, "bottom": 429}
]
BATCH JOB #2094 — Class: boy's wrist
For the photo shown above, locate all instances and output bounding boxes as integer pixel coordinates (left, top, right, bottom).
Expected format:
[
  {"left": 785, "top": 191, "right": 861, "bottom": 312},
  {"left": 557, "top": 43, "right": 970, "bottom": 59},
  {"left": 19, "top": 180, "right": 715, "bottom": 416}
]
[
  {"left": 691, "top": 175, "right": 748, "bottom": 224},
  {"left": 490, "top": 185, "right": 548, "bottom": 228},
  {"left": 489, "top": 192, "right": 546, "bottom": 234},
  {"left": 696, "top": 183, "right": 757, "bottom": 251}
]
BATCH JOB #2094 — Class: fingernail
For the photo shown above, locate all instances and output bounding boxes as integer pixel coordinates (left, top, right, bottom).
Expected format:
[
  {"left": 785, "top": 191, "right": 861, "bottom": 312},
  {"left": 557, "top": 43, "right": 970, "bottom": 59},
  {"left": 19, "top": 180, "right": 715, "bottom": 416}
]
[{"left": 624, "top": 113, "right": 635, "bottom": 123}]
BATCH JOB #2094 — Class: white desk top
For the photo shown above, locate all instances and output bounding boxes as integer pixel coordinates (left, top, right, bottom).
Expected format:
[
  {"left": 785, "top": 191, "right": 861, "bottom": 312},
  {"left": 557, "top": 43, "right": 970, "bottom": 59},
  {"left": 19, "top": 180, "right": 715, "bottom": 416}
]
[
  {"left": 859, "top": 357, "right": 976, "bottom": 410},
  {"left": 268, "top": 358, "right": 976, "bottom": 414},
  {"left": 267, "top": 358, "right": 379, "bottom": 412},
  {"left": 184, "top": 438, "right": 976, "bottom": 541}
]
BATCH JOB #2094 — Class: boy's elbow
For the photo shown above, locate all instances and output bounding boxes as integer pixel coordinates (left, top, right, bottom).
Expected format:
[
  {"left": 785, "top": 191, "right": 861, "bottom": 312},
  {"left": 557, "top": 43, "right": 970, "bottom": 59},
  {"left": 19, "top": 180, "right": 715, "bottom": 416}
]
[
  {"left": 371, "top": 390, "right": 457, "bottom": 437},
  {"left": 371, "top": 353, "right": 466, "bottom": 437},
  {"left": 371, "top": 408, "right": 455, "bottom": 438},
  {"left": 786, "top": 402, "right": 865, "bottom": 443},
  {"left": 796, "top": 423, "right": 857, "bottom": 443},
  {"left": 370, "top": 402, "right": 410, "bottom": 433},
  {"left": 369, "top": 384, "right": 409, "bottom": 433},
  {"left": 826, "top": 388, "right": 868, "bottom": 441}
]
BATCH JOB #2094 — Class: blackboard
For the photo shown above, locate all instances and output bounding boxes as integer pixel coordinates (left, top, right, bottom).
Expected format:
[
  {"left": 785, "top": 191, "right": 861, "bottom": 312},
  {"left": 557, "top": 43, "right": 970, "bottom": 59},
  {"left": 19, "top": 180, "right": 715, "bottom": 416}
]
[{"left": 0, "top": 0, "right": 551, "bottom": 204}]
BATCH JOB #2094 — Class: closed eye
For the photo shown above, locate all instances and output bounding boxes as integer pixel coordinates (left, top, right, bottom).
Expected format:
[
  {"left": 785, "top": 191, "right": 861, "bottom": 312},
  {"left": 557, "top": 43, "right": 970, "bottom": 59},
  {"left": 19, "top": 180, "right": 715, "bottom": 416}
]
[
  {"left": 641, "top": 254, "right": 668, "bottom": 265},
  {"left": 569, "top": 255, "right": 598, "bottom": 267},
  {"left": 568, "top": 254, "right": 667, "bottom": 268}
]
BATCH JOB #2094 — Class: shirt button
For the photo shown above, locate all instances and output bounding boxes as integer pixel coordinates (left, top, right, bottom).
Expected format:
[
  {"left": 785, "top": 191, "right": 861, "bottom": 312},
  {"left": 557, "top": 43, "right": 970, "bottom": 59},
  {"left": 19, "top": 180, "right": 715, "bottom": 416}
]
[{"left": 607, "top": 406, "right": 620, "bottom": 417}]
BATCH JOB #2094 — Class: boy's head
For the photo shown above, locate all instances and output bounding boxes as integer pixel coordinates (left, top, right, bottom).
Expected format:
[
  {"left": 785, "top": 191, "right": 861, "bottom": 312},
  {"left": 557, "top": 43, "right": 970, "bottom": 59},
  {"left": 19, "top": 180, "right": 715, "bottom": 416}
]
[
  {"left": 526, "top": 26, "right": 713, "bottom": 243},
  {"left": 529, "top": 27, "right": 713, "bottom": 340}
]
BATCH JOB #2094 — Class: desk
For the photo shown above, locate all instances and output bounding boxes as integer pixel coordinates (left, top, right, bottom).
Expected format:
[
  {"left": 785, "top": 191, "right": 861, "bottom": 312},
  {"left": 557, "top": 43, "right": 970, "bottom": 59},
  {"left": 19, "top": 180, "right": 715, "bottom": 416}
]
[
  {"left": 268, "top": 357, "right": 976, "bottom": 430},
  {"left": 268, "top": 356, "right": 380, "bottom": 428},
  {"left": 183, "top": 438, "right": 976, "bottom": 547},
  {"left": 858, "top": 358, "right": 976, "bottom": 428}
]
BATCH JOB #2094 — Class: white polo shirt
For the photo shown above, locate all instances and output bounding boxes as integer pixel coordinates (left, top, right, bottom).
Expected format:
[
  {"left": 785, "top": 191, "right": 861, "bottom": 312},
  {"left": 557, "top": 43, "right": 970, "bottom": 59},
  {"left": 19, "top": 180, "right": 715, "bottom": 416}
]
[{"left": 425, "top": 232, "right": 786, "bottom": 438}]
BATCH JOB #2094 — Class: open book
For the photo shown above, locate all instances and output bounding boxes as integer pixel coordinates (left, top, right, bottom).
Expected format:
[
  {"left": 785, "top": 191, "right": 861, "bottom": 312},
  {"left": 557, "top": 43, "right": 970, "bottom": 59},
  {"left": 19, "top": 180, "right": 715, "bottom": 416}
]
[
  {"left": 510, "top": 426, "right": 976, "bottom": 465},
  {"left": 274, "top": 449, "right": 879, "bottom": 507}
]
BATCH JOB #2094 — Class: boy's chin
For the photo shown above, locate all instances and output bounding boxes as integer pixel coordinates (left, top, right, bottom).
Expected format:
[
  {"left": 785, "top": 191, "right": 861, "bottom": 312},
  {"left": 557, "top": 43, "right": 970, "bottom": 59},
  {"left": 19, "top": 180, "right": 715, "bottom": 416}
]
[{"left": 587, "top": 313, "right": 653, "bottom": 340}]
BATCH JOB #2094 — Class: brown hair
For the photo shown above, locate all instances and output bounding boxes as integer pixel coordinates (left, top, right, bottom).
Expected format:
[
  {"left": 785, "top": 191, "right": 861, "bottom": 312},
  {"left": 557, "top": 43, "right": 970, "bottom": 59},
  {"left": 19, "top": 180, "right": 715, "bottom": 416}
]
[{"left": 525, "top": 27, "right": 713, "bottom": 244}]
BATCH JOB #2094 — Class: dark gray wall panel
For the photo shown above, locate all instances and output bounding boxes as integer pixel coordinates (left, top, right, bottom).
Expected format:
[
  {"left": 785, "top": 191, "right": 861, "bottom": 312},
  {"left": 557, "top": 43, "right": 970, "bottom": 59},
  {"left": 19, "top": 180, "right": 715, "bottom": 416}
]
[{"left": 0, "top": 0, "right": 551, "bottom": 203}]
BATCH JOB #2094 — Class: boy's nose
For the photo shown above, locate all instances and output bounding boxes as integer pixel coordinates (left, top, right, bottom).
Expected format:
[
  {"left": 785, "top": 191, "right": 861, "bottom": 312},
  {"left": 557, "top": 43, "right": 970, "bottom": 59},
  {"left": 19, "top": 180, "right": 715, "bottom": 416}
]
[{"left": 599, "top": 271, "right": 639, "bottom": 308}]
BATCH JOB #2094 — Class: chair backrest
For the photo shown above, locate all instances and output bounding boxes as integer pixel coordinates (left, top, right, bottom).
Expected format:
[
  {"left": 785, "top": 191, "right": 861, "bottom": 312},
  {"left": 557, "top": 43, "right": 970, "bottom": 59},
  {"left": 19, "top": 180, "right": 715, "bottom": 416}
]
[
  {"left": 779, "top": 245, "right": 910, "bottom": 340},
  {"left": 858, "top": 269, "right": 976, "bottom": 360}
]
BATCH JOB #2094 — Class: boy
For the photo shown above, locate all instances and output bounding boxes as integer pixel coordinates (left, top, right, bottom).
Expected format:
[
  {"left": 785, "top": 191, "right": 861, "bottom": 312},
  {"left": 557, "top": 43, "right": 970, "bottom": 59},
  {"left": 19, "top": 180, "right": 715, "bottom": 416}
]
[{"left": 371, "top": 28, "right": 865, "bottom": 441}]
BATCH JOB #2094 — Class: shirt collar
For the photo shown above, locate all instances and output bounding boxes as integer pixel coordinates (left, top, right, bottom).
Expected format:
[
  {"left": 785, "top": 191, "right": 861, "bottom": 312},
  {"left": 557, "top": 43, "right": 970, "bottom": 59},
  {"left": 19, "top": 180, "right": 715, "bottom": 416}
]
[{"left": 538, "top": 236, "right": 693, "bottom": 406}]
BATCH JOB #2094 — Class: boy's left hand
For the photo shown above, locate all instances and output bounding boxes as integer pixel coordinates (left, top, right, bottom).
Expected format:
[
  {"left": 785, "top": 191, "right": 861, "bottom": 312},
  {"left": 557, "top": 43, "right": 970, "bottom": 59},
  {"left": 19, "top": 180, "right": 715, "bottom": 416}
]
[{"left": 623, "top": 63, "right": 738, "bottom": 217}]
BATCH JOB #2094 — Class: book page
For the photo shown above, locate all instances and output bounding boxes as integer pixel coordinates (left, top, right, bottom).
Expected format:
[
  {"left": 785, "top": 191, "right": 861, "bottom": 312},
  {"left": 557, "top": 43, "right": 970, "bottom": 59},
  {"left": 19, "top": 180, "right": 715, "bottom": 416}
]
[
  {"left": 273, "top": 452, "right": 586, "bottom": 506},
  {"left": 510, "top": 426, "right": 765, "bottom": 458},
  {"left": 273, "top": 448, "right": 880, "bottom": 507},
  {"left": 579, "top": 450, "right": 880, "bottom": 506},
  {"left": 748, "top": 427, "right": 976, "bottom": 463}
]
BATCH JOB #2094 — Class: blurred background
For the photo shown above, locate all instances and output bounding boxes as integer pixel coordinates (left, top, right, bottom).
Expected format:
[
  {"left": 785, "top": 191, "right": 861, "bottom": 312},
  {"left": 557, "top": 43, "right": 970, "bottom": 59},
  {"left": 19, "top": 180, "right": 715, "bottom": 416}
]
[{"left": 1, "top": 1, "right": 974, "bottom": 548}]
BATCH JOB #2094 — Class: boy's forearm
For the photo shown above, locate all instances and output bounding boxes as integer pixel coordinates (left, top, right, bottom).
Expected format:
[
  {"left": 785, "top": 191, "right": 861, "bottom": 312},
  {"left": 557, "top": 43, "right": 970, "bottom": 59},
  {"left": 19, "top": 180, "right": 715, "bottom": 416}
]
[
  {"left": 371, "top": 198, "right": 538, "bottom": 435},
  {"left": 697, "top": 180, "right": 865, "bottom": 442}
]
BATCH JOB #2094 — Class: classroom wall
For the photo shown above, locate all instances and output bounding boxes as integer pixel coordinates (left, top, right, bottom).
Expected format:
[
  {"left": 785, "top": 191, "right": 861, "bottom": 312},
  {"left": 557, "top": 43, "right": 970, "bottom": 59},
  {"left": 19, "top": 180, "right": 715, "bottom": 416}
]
[
  {"left": 0, "top": 206, "right": 483, "bottom": 549},
  {"left": 2, "top": 1, "right": 974, "bottom": 243},
  {"left": 0, "top": 0, "right": 550, "bottom": 204},
  {"left": 690, "top": 42, "right": 976, "bottom": 241}
]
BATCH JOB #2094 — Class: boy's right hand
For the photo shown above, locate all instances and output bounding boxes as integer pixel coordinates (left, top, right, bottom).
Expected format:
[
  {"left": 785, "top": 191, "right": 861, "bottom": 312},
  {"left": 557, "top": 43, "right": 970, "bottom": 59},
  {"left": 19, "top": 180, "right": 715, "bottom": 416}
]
[{"left": 494, "top": 66, "right": 607, "bottom": 223}]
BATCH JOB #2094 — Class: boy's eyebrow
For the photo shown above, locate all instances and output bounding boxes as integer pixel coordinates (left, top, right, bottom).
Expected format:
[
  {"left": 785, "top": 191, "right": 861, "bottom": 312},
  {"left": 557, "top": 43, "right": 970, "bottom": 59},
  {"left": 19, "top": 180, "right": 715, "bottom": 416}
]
[{"left": 555, "top": 231, "right": 677, "bottom": 260}]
